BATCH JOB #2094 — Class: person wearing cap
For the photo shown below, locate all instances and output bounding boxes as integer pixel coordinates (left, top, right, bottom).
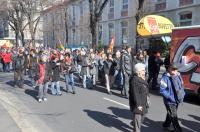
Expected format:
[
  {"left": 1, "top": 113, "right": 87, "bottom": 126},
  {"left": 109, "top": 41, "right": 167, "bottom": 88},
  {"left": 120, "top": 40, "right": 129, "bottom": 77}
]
[
  {"left": 129, "top": 63, "right": 149, "bottom": 132},
  {"left": 160, "top": 63, "right": 185, "bottom": 132}
]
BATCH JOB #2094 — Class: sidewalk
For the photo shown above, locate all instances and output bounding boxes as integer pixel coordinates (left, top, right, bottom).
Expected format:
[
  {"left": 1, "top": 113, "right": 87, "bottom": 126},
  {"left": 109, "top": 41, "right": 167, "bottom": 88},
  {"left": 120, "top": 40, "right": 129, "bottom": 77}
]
[{"left": 0, "top": 103, "right": 20, "bottom": 132}]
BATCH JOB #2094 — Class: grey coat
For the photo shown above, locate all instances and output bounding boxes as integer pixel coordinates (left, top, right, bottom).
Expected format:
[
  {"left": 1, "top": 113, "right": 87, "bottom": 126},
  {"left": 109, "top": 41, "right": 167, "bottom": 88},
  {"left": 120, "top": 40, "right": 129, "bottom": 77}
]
[
  {"left": 121, "top": 51, "right": 132, "bottom": 76},
  {"left": 80, "top": 55, "right": 89, "bottom": 76},
  {"left": 89, "top": 59, "right": 97, "bottom": 75}
]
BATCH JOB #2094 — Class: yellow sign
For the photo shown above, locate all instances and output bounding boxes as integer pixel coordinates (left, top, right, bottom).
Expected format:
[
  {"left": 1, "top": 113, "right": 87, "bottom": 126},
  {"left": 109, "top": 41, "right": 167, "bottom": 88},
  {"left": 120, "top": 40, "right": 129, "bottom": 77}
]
[
  {"left": 137, "top": 15, "right": 174, "bottom": 36},
  {"left": 0, "top": 40, "right": 13, "bottom": 47}
]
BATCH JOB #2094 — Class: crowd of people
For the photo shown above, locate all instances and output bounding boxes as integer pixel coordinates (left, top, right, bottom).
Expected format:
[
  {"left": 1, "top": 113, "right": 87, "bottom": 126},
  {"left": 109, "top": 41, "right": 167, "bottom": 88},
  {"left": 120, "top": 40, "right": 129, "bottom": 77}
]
[{"left": 0, "top": 45, "right": 185, "bottom": 132}]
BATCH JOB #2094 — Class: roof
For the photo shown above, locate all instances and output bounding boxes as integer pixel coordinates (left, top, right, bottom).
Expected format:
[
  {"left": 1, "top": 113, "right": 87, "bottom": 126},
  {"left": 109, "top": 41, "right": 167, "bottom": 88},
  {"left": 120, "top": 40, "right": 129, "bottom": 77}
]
[{"left": 42, "top": 0, "right": 74, "bottom": 14}]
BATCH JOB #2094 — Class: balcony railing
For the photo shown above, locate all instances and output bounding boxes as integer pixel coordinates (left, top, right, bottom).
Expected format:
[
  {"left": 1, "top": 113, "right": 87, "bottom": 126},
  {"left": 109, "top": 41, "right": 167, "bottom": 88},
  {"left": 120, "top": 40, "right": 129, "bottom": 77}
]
[
  {"left": 179, "top": 0, "right": 193, "bottom": 6},
  {"left": 155, "top": 2, "right": 166, "bottom": 11}
]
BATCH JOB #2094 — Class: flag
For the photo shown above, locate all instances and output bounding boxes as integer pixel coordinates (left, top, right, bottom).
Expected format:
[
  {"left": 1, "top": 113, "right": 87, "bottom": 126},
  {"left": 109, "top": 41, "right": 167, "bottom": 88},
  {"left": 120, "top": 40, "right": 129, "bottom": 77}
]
[{"left": 108, "top": 36, "right": 115, "bottom": 53}]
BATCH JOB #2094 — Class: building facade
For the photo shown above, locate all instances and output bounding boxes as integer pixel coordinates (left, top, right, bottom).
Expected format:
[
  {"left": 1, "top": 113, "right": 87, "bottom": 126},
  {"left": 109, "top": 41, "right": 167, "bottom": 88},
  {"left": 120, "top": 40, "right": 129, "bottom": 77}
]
[
  {"left": 43, "top": 0, "right": 145, "bottom": 49},
  {"left": 42, "top": 0, "right": 91, "bottom": 48},
  {"left": 149, "top": 0, "right": 200, "bottom": 27}
]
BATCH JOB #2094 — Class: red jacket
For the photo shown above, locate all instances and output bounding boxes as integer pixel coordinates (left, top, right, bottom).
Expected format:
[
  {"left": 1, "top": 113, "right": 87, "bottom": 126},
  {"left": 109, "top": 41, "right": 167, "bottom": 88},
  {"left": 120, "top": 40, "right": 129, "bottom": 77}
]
[
  {"left": 2, "top": 52, "right": 12, "bottom": 63},
  {"left": 37, "top": 63, "right": 45, "bottom": 84}
]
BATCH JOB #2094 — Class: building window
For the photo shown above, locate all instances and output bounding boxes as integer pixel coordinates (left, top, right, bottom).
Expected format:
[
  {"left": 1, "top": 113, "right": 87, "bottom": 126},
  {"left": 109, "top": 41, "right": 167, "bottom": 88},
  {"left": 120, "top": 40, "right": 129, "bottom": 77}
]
[
  {"left": 98, "top": 25, "right": 102, "bottom": 44},
  {"left": 155, "top": 0, "right": 166, "bottom": 11},
  {"left": 122, "top": 0, "right": 128, "bottom": 10},
  {"left": 121, "top": 0, "right": 128, "bottom": 17},
  {"left": 121, "top": 21, "right": 128, "bottom": 44},
  {"left": 179, "top": 0, "right": 193, "bottom": 6},
  {"left": 108, "top": 23, "right": 114, "bottom": 42},
  {"left": 108, "top": 0, "right": 114, "bottom": 19},
  {"left": 179, "top": 12, "right": 192, "bottom": 26}
]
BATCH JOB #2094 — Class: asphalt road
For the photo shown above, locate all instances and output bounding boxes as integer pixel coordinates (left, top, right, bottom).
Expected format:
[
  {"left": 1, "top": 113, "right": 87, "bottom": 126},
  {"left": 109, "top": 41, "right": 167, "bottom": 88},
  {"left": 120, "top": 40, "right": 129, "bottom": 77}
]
[{"left": 0, "top": 72, "right": 200, "bottom": 132}]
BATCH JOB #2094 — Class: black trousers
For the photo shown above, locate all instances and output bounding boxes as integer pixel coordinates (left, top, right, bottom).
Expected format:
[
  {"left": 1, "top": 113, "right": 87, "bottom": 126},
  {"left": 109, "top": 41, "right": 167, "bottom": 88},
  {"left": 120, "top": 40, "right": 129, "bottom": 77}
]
[
  {"left": 163, "top": 103, "right": 182, "bottom": 132},
  {"left": 147, "top": 72, "right": 158, "bottom": 89},
  {"left": 14, "top": 70, "right": 24, "bottom": 88}
]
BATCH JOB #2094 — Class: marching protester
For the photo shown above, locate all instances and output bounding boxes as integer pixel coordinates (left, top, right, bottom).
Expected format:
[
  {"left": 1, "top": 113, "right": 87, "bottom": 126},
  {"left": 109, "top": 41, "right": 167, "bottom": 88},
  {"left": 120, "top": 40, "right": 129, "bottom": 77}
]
[
  {"left": 50, "top": 53, "right": 62, "bottom": 96},
  {"left": 160, "top": 63, "right": 185, "bottom": 132},
  {"left": 62, "top": 52, "right": 76, "bottom": 94},
  {"left": 35, "top": 54, "right": 51, "bottom": 103},
  {"left": 27, "top": 49, "right": 38, "bottom": 88},
  {"left": 77, "top": 50, "right": 83, "bottom": 81},
  {"left": 12, "top": 48, "right": 25, "bottom": 88},
  {"left": 129, "top": 63, "right": 149, "bottom": 132},
  {"left": 109, "top": 50, "right": 121, "bottom": 90},
  {"left": 148, "top": 51, "right": 163, "bottom": 90},
  {"left": 121, "top": 45, "right": 133, "bottom": 98},
  {"left": 88, "top": 52, "right": 97, "bottom": 88},
  {"left": 103, "top": 53, "right": 113, "bottom": 94},
  {"left": 143, "top": 49, "right": 149, "bottom": 76}
]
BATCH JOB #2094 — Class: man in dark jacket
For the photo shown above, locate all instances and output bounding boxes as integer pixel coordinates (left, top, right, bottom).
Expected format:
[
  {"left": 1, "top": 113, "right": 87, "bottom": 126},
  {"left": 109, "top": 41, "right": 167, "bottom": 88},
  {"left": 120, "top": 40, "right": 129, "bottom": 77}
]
[
  {"left": 160, "top": 63, "right": 185, "bottom": 132},
  {"left": 28, "top": 49, "right": 38, "bottom": 88},
  {"left": 148, "top": 51, "right": 163, "bottom": 90},
  {"left": 129, "top": 63, "right": 149, "bottom": 132},
  {"left": 12, "top": 49, "right": 25, "bottom": 88},
  {"left": 50, "top": 55, "right": 62, "bottom": 95},
  {"left": 77, "top": 50, "right": 83, "bottom": 80},
  {"left": 121, "top": 45, "right": 132, "bottom": 98}
]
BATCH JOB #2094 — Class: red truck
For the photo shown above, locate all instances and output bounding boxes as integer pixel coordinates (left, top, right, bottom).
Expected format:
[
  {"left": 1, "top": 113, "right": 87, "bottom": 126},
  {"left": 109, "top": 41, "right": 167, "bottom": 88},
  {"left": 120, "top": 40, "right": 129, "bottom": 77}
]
[{"left": 171, "top": 25, "right": 200, "bottom": 99}]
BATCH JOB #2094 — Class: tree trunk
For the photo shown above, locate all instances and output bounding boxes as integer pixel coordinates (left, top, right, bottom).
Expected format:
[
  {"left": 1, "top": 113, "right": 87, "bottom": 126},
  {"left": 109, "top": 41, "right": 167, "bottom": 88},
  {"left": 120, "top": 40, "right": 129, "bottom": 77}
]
[
  {"left": 64, "top": 10, "right": 68, "bottom": 46},
  {"left": 20, "top": 30, "right": 25, "bottom": 46},
  {"left": 91, "top": 28, "right": 97, "bottom": 50},
  {"left": 15, "top": 32, "right": 20, "bottom": 47},
  {"left": 90, "top": 18, "right": 97, "bottom": 50}
]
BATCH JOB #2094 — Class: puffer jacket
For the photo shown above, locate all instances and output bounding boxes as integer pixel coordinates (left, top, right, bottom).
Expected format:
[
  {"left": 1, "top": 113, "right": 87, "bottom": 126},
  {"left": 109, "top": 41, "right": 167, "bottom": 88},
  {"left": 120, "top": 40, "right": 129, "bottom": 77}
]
[{"left": 160, "top": 72, "right": 185, "bottom": 105}]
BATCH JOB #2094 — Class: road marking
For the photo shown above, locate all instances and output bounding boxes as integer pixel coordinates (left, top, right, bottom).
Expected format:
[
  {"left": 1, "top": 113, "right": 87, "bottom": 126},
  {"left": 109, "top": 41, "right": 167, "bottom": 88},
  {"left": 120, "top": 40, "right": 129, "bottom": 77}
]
[
  {"left": 0, "top": 89, "right": 53, "bottom": 132},
  {"left": 103, "top": 97, "right": 130, "bottom": 108}
]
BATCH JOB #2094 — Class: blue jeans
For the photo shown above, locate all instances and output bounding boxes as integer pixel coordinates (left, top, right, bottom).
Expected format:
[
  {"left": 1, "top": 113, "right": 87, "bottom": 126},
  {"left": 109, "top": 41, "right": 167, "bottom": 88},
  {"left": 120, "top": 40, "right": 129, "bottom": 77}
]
[
  {"left": 31, "top": 78, "right": 36, "bottom": 87},
  {"left": 4, "top": 63, "right": 10, "bottom": 72},
  {"left": 77, "top": 65, "right": 82, "bottom": 79},
  {"left": 51, "top": 81, "right": 61, "bottom": 95},
  {"left": 38, "top": 82, "right": 49, "bottom": 99},
  {"left": 64, "top": 74, "right": 75, "bottom": 92}
]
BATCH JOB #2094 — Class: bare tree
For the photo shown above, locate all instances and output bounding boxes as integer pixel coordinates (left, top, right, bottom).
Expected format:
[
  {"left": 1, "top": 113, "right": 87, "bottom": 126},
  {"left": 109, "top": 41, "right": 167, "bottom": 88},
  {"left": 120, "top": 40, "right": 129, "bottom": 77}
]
[
  {"left": 6, "top": 0, "right": 27, "bottom": 47},
  {"left": 19, "top": 0, "right": 50, "bottom": 46},
  {"left": 135, "top": 0, "right": 145, "bottom": 52},
  {"left": 88, "top": 0, "right": 109, "bottom": 49}
]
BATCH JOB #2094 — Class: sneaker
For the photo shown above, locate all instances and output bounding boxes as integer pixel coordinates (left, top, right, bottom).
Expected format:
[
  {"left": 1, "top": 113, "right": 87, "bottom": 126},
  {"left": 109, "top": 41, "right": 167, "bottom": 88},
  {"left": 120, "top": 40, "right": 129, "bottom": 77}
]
[
  {"left": 72, "top": 91, "right": 76, "bottom": 94},
  {"left": 43, "top": 98, "right": 47, "bottom": 101},
  {"left": 57, "top": 93, "right": 62, "bottom": 96},
  {"left": 38, "top": 99, "right": 42, "bottom": 103}
]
